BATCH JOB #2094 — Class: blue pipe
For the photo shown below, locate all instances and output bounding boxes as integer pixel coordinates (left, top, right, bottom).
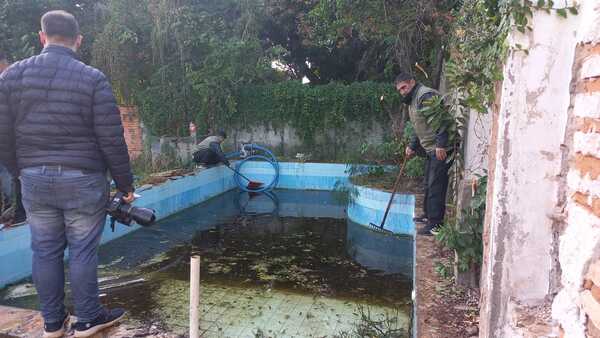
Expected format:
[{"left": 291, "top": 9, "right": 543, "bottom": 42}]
[{"left": 233, "top": 144, "right": 280, "bottom": 192}]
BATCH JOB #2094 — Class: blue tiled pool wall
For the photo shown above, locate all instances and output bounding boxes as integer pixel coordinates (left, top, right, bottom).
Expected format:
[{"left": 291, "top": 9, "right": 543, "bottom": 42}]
[
  {"left": 238, "top": 162, "right": 415, "bottom": 235},
  {"left": 347, "top": 186, "right": 415, "bottom": 235},
  {"left": 0, "top": 166, "right": 236, "bottom": 288},
  {"left": 0, "top": 162, "right": 415, "bottom": 288},
  {"left": 238, "top": 189, "right": 346, "bottom": 219},
  {"left": 346, "top": 219, "right": 413, "bottom": 277}
]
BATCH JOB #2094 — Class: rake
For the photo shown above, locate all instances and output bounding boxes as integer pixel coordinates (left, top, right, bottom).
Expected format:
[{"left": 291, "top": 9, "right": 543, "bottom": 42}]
[{"left": 368, "top": 156, "right": 408, "bottom": 234}]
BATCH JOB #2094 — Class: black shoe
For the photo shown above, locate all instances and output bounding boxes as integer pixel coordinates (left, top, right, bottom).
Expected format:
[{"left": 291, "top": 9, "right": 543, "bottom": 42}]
[
  {"left": 43, "top": 312, "right": 69, "bottom": 338},
  {"left": 73, "top": 308, "right": 125, "bottom": 337},
  {"left": 13, "top": 212, "right": 26, "bottom": 226},
  {"left": 417, "top": 223, "right": 442, "bottom": 236},
  {"left": 429, "top": 223, "right": 443, "bottom": 235},
  {"left": 413, "top": 214, "right": 428, "bottom": 223}
]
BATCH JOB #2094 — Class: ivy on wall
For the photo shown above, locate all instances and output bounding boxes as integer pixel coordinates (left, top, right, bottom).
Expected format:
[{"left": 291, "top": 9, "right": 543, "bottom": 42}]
[{"left": 235, "top": 81, "right": 401, "bottom": 146}]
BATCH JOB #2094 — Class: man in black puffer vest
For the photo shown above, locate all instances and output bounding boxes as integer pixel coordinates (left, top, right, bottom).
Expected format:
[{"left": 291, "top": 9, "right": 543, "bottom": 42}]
[{"left": 0, "top": 11, "right": 132, "bottom": 338}]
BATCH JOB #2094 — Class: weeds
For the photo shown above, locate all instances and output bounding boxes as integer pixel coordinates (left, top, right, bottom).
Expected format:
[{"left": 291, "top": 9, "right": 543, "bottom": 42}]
[{"left": 335, "top": 305, "right": 410, "bottom": 338}]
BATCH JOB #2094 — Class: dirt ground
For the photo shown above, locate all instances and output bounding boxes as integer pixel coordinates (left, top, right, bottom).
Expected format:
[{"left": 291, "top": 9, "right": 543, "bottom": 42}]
[
  {"left": 352, "top": 175, "right": 481, "bottom": 337},
  {"left": 413, "top": 194, "right": 480, "bottom": 338},
  {"left": 416, "top": 233, "right": 480, "bottom": 338}
]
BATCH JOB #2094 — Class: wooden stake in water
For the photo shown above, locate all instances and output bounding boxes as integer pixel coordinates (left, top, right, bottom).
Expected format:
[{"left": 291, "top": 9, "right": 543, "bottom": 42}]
[{"left": 190, "top": 255, "right": 201, "bottom": 338}]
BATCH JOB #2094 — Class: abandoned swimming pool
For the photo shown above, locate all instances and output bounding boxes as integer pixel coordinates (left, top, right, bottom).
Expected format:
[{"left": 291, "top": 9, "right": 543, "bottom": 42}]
[{"left": 0, "top": 163, "right": 416, "bottom": 337}]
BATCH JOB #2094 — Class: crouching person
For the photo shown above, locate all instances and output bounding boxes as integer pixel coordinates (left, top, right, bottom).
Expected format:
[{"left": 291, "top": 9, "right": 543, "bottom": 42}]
[
  {"left": 192, "top": 130, "right": 231, "bottom": 167},
  {"left": 0, "top": 11, "right": 135, "bottom": 337}
]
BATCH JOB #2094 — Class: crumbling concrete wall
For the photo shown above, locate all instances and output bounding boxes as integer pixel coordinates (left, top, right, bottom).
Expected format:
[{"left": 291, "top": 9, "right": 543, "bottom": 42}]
[
  {"left": 479, "top": 4, "right": 580, "bottom": 337},
  {"left": 551, "top": 3, "right": 600, "bottom": 336}
]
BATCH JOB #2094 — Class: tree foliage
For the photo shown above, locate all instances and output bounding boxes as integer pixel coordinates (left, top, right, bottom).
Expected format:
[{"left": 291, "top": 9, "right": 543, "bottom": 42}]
[
  {"left": 0, "top": 0, "right": 107, "bottom": 63},
  {"left": 0, "top": 0, "right": 461, "bottom": 147}
]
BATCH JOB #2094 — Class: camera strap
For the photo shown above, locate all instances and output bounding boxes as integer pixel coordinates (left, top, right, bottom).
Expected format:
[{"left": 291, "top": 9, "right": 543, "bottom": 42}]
[{"left": 110, "top": 216, "right": 117, "bottom": 232}]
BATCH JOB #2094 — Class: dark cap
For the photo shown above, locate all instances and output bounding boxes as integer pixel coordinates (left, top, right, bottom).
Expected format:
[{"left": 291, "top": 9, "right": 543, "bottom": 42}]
[
  {"left": 394, "top": 71, "right": 414, "bottom": 84},
  {"left": 216, "top": 130, "right": 227, "bottom": 139}
]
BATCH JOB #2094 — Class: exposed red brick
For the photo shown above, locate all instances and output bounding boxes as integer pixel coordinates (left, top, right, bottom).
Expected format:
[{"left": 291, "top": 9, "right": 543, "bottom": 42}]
[
  {"left": 592, "top": 285, "right": 600, "bottom": 303},
  {"left": 119, "top": 106, "right": 143, "bottom": 160},
  {"left": 588, "top": 319, "right": 600, "bottom": 338},
  {"left": 577, "top": 78, "right": 600, "bottom": 94},
  {"left": 574, "top": 191, "right": 591, "bottom": 207},
  {"left": 575, "top": 154, "right": 600, "bottom": 180},
  {"left": 560, "top": 325, "right": 565, "bottom": 338},
  {"left": 577, "top": 117, "right": 600, "bottom": 134},
  {"left": 573, "top": 192, "right": 600, "bottom": 219},
  {"left": 589, "top": 262, "right": 600, "bottom": 287},
  {"left": 583, "top": 290, "right": 600, "bottom": 332},
  {"left": 578, "top": 42, "right": 600, "bottom": 56}
]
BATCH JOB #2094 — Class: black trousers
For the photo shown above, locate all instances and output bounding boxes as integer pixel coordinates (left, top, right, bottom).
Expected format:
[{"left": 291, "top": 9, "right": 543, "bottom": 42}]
[
  {"left": 1, "top": 177, "right": 26, "bottom": 220},
  {"left": 13, "top": 178, "right": 25, "bottom": 219},
  {"left": 423, "top": 151, "right": 452, "bottom": 226},
  {"left": 193, "top": 149, "right": 220, "bottom": 165}
]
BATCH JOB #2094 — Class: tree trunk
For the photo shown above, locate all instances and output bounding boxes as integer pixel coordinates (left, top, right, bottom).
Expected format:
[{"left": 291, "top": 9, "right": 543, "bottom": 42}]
[
  {"left": 388, "top": 105, "right": 407, "bottom": 142},
  {"left": 431, "top": 41, "right": 445, "bottom": 90}
]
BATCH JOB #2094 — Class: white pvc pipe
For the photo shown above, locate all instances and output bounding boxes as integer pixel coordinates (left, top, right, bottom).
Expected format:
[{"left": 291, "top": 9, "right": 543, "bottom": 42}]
[{"left": 190, "top": 255, "right": 201, "bottom": 338}]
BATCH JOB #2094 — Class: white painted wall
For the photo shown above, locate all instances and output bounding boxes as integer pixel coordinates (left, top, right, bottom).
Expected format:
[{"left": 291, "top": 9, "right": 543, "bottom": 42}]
[{"left": 481, "top": 4, "right": 579, "bottom": 337}]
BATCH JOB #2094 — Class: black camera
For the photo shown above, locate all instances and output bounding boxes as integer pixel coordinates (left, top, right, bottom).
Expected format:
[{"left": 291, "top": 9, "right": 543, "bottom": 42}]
[{"left": 107, "top": 192, "right": 156, "bottom": 231}]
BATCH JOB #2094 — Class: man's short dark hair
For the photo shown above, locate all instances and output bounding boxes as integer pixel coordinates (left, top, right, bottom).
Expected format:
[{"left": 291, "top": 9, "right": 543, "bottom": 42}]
[
  {"left": 41, "top": 10, "right": 80, "bottom": 42},
  {"left": 394, "top": 71, "right": 414, "bottom": 84},
  {"left": 216, "top": 130, "right": 227, "bottom": 139}
]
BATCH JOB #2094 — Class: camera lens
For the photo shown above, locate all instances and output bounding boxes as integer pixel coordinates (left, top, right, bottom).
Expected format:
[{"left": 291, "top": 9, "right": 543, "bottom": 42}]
[{"left": 130, "top": 206, "right": 156, "bottom": 226}]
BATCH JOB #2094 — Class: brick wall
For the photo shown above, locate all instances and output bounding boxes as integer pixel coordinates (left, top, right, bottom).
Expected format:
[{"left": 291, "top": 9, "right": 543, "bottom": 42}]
[
  {"left": 559, "top": 38, "right": 600, "bottom": 337},
  {"left": 119, "top": 106, "right": 143, "bottom": 160},
  {"left": 583, "top": 262, "right": 600, "bottom": 337}
]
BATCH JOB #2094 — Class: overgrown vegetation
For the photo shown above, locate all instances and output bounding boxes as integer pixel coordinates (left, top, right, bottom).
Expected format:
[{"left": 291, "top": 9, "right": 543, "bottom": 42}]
[
  {"left": 334, "top": 305, "right": 409, "bottom": 338},
  {"left": 1, "top": 0, "right": 461, "bottom": 162},
  {"left": 436, "top": 174, "right": 487, "bottom": 273}
]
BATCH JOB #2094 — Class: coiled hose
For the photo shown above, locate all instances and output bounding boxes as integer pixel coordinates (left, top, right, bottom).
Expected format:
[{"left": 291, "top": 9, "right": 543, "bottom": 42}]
[{"left": 233, "top": 144, "right": 280, "bottom": 192}]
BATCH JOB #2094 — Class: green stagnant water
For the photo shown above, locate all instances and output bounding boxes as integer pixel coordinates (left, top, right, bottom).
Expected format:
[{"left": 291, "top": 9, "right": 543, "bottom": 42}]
[{"left": 1, "top": 190, "right": 413, "bottom": 337}]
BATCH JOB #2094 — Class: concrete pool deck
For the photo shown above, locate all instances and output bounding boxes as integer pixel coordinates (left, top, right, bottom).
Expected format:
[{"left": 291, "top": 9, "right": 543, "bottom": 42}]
[{"left": 0, "top": 162, "right": 416, "bottom": 337}]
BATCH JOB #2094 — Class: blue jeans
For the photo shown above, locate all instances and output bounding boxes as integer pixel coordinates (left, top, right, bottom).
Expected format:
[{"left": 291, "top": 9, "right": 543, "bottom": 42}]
[{"left": 20, "top": 166, "right": 109, "bottom": 323}]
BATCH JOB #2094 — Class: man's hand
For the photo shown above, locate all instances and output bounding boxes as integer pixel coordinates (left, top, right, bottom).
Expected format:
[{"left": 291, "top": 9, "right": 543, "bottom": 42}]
[
  {"left": 405, "top": 146, "right": 415, "bottom": 159},
  {"left": 122, "top": 191, "right": 136, "bottom": 204},
  {"left": 435, "top": 147, "right": 447, "bottom": 161}
]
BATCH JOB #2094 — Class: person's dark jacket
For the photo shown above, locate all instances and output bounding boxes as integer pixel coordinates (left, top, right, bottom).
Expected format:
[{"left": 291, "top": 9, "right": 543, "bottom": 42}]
[
  {"left": 0, "top": 45, "right": 134, "bottom": 193},
  {"left": 192, "top": 135, "right": 229, "bottom": 166}
]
